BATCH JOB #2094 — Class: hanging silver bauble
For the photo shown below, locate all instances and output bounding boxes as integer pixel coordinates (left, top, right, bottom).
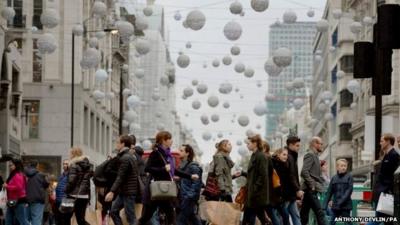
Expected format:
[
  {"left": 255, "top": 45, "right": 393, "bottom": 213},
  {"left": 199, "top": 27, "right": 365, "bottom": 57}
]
[
  {"left": 135, "top": 16, "right": 149, "bottom": 30},
  {"left": 293, "top": 98, "right": 304, "bottom": 110},
  {"left": 95, "top": 69, "right": 108, "bottom": 82},
  {"left": 72, "top": 24, "right": 84, "bottom": 36},
  {"left": 37, "top": 33, "right": 57, "bottom": 54},
  {"left": 251, "top": 0, "right": 269, "bottom": 12},
  {"left": 283, "top": 10, "right": 297, "bottom": 24},
  {"left": 212, "top": 59, "right": 220, "bottom": 67},
  {"left": 93, "top": 90, "right": 105, "bottom": 101},
  {"left": 89, "top": 37, "right": 99, "bottom": 48},
  {"left": 223, "top": 21, "right": 242, "bottom": 41},
  {"left": 116, "top": 20, "right": 135, "bottom": 39},
  {"left": 135, "top": 38, "right": 151, "bottom": 55},
  {"left": 197, "top": 83, "right": 208, "bottom": 94},
  {"left": 350, "top": 21, "right": 362, "bottom": 34},
  {"left": 332, "top": 9, "right": 342, "bottom": 20},
  {"left": 350, "top": 102, "right": 357, "bottom": 109},
  {"left": 293, "top": 78, "right": 305, "bottom": 89},
  {"left": 211, "top": 114, "right": 220, "bottom": 122},
  {"left": 285, "top": 82, "right": 294, "bottom": 91},
  {"left": 264, "top": 58, "right": 283, "bottom": 77},
  {"left": 316, "top": 19, "right": 329, "bottom": 33},
  {"left": 347, "top": 79, "right": 361, "bottom": 95},
  {"left": 106, "top": 92, "right": 115, "bottom": 99},
  {"left": 337, "top": 70, "right": 345, "bottom": 79},
  {"left": 177, "top": 53, "right": 190, "bottom": 68},
  {"left": 127, "top": 95, "right": 141, "bottom": 109},
  {"left": 207, "top": 95, "right": 219, "bottom": 108},
  {"left": 92, "top": 1, "right": 107, "bottom": 17},
  {"left": 240, "top": 11, "right": 245, "bottom": 17},
  {"left": 186, "top": 42, "right": 192, "bottom": 49},
  {"left": 182, "top": 20, "right": 189, "bottom": 28},
  {"left": 217, "top": 132, "right": 223, "bottom": 138},
  {"left": 222, "top": 55, "right": 232, "bottom": 65},
  {"left": 324, "top": 113, "right": 334, "bottom": 121},
  {"left": 134, "top": 68, "right": 145, "bottom": 79},
  {"left": 237, "top": 140, "right": 243, "bottom": 146},
  {"left": 202, "top": 131, "right": 212, "bottom": 141},
  {"left": 143, "top": 6, "right": 153, "bottom": 16},
  {"left": 307, "top": 8, "right": 315, "bottom": 17},
  {"left": 238, "top": 115, "right": 250, "bottom": 127},
  {"left": 192, "top": 79, "right": 199, "bottom": 86},
  {"left": 234, "top": 62, "right": 246, "bottom": 73},
  {"left": 230, "top": 1, "right": 243, "bottom": 15},
  {"left": 238, "top": 146, "right": 248, "bottom": 156},
  {"left": 95, "top": 31, "right": 106, "bottom": 39},
  {"left": 329, "top": 46, "right": 336, "bottom": 52},
  {"left": 192, "top": 100, "right": 201, "bottom": 110},
  {"left": 273, "top": 47, "right": 292, "bottom": 67},
  {"left": 219, "top": 82, "right": 233, "bottom": 94},
  {"left": 201, "top": 114, "right": 209, "bottom": 125},
  {"left": 362, "top": 16, "right": 374, "bottom": 26},
  {"left": 186, "top": 10, "right": 206, "bottom": 31},
  {"left": 1, "top": 7, "right": 15, "bottom": 22},
  {"left": 253, "top": 103, "right": 266, "bottom": 116},
  {"left": 321, "top": 91, "right": 333, "bottom": 102},
  {"left": 122, "top": 120, "right": 129, "bottom": 128},
  {"left": 174, "top": 11, "right": 182, "bottom": 21},
  {"left": 160, "top": 76, "right": 169, "bottom": 86},
  {"left": 183, "top": 87, "right": 194, "bottom": 98},
  {"left": 244, "top": 67, "right": 255, "bottom": 78},
  {"left": 152, "top": 92, "right": 160, "bottom": 101},
  {"left": 122, "top": 88, "right": 132, "bottom": 96},
  {"left": 231, "top": 45, "right": 241, "bottom": 55},
  {"left": 223, "top": 101, "right": 230, "bottom": 109},
  {"left": 40, "top": 8, "right": 60, "bottom": 28}
]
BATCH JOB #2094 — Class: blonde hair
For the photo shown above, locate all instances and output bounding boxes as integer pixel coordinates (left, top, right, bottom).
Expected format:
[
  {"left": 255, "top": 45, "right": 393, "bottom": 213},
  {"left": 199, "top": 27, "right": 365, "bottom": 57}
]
[
  {"left": 336, "top": 158, "right": 348, "bottom": 166},
  {"left": 272, "top": 148, "right": 287, "bottom": 158},
  {"left": 215, "top": 139, "right": 230, "bottom": 153},
  {"left": 70, "top": 147, "right": 83, "bottom": 159}
]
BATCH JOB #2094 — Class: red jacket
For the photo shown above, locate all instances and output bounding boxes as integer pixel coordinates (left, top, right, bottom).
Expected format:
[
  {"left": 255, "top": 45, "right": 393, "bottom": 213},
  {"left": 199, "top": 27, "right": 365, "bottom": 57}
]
[{"left": 7, "top": 172, "right": 27, "bottom": 200}]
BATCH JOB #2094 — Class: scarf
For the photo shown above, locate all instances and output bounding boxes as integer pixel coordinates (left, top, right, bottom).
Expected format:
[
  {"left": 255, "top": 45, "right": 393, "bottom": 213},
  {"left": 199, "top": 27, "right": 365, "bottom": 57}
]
[{"left": 159, "top": 145, "right": 175, "bottom": 177}]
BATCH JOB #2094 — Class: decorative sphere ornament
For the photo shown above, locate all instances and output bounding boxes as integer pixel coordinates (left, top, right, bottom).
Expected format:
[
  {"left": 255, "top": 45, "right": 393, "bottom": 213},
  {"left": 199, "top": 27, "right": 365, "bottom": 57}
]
[
  {"left": 116, "top": 21, "right": 135, "bottom": 39},
  {"left": 293, "top": 78, "right": 305, "bottom": 89},
  {"left": 240, "top": 11, "right": 245, "bottom": 17},
  {"left": 230, "top": 1, "right": 243, "bottom": 15},
  {"left": 231, "top": 45, "right": 241, "bottom": 55},
  {"left": 223, "top": 21, "right": 242, "bottom": 41},
  {"left": 246, "top": 129, "right": 256, "bottom": 137},
  {"left": 307, "top": 8, "right": 315, "bottom": 17},
  {"left": 207, "top": 95, "right": 219, "bottom": 108},
  {"left": 211, "top": 114, "right": 220, "bottom": 122},
  {"left": 40, "top": 8, "right": 60, "bottom": 28},
  {"left": 134, "top": 68, "right": 145, "bottom": 79},
  {"left": 318, "top": 102, "right": 328, "bottom": 112},
  {"left": 332, "top": 9, "right": 342, "bottom": 20},
  {"left": 234, "top": 62, "right": 246, "bottom": 73},
  {"left": 177, "top": 53, "right": 190, "bottom": 68},
  {"left": 72, "top": 24, "right": 84, "bottom": 36},
  {"left": 337, "top": 70, "right": 345, "bottom": 79},
  {"left": 329, "top": 46, "right": 336, "bottom": 52},
  {"left": 283, "top": 10, "right": 297, "bottom": 24},
  {"left": 160, "top": 76, "right": 170, "bottom": 86},
  {"left": 362, "top": 16, "right": 374, "bottom": 26},
  {"left": 212, "top": 59, "right": 220, "bottom": 67},
  {"left": 95, "top": 31, "right": 106, "bottom": 39},
  {"left": 186, "top": 42, "right": 192, "bottom": 49},
  {"left": 37, "top": 33, "right": 57, "bottom": 54},
  {"left": 122, "top": 88, "right": 132, "bottom": 96},
  {"left": 293, "top": 98, "right": 304, "bottom": 110},
  {"left": 122, "top": 120, "right": 129, "bottom": 128},
  {"left": 192, "top": 79, "right": 199, "bottom": 86},
  {"left": 273, "top": 47, "right": 292, "bottom": 67},
  {"left": 183, "top": 87, "right": 194, "bottom": 97},
  {"left": 200, "top": 114, "right": 209, "bottom": 125},
  {"left": 197, "top": 83, "right": 208, "bottom": 94},
  {"left": 251, "top": 0, "right": 269, "bottom": 12},
  {"left": 285, "top": 82, "right": 294, "bottom": 91},
  {"left": 347, "top": 79, "right": 361, "bottom": 95},
  {"left": 202, "top": 131, "right": 212, "bottom": 141},
  {"left": 152, "top": 92, "right": 160, "bottom": 101},
  {"left": 350, "top": 21, "right": 362, "bottom": 34},
  {"left": 95, "top": 69, "right": 108, "bottom": 82},
  {"left": 142, "top": 140, "right": 152, "bottom": 149},
  {"left": 223, "top": 101, "right": 230, "bottom": 109},
  {"left": 219, "top": 82, "right": 233, "bottom": 94},
  {"left": 238, "top": 146, "right": 248, "bottom": 156},
  {"left": 253, "top": 103, "right": 266, "bottom": 116},
  {"left": 106, "top": 92, "right": 115, "bottom": 99},
  {"left": 244, "top": 67, "right": 255, "bottom": 78},
  {"left": 93, "top": 90, "right": 105, "bottom": 101},
  {"left": 135, "top": 38, "right": 151, "bottom": 55},
  {"left": 124, "top": 110, "right": 138, "bottom": 123},
  {"left": 217, "top": 132, "right": 223, "bottom": 138},
  {"left": 264, "top": 58, "right": 283, "bottom": 77},
  {"left": 222, "top": 55, "right": 232, "bottom": 65},
  {"left": 321, "top": 91, "right": 333, "bottom": 102},
  {"left": 257, "top": 81, "right": 263, "bottom": 88},
  {"left": 92, "top": 1, "right": 107, "bottom": 17},
  {"left": 315, "top": 55, "right": 322, "bottom": 63},
  {"left": 238, "top": 115, "right": 250, "bottom": 127},
  {"left": 135, "top": 16, "right": 149, "bottom": 30},
  {"left": 143, "top": 6, "right": 153, "bottom": 16},
  {"left": 1, "top": 7, "right": 15, "bottom": 22},
  {"left": 174, "top": 11, "right": 182, "bottom": 21},
  {"left": 351, "top": 102, "right": 357, "bottom": 109},
  {"left": 89, "top": 37, "right": 99, "bottom": 48},
  {"left": 324, "top": 113, "right": 334, "bottom": 121},
  {"left": 186, "top": 10, "right": 206, "bottom": 31},
  {"left": 256, "top": 124, "right": 262, "bottom": 129},
  {"left": 316, "top": 19, "right": 329, "bottom": 32},
  {"left": 192, "top": 100, "right": 201, "bottom": 110},
  {"left": 127, "top": 95, "right": 141, "bottom": 109},
  {"left": 182, "top": 20, "right": 188, "bottom": 28}
]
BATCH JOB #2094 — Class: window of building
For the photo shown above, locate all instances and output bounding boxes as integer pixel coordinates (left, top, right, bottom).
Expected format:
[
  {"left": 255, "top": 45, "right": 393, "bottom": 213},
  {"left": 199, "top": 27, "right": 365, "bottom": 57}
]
[
  {"left": 101, "top": 122, "right": 105, "bottom": 154},
  {"left": 7, "top": 0, "right": 24, "bottom": 28},
  {"left": 11, "top": 66, "right": 20, "bottom": 116},
  {"left": 33, "top": 39, "right": 42, "bottom": 82},
  {"left": 332, "top": 28, "right": 338, "bottom": 47},
  {"left": 32, "top": 0, "right": 43, "bottom": 30},
  {"left": 339, "top": 123, "right": 353, "bottom": 141},
  {"left": 96, "top": 117, "right": 100, "bottom": 152},
  {"left": 83, "top": 106, "right": 89, "bottom": 145},
  {"left": 106, "top": 126, "right": 110, "bottom": 155},
  {"left": 340, "top": 89, "right": 353, "bottom": 108},
  {"left": 90, "top": 112, "right": 95, "bottom": 149},
  {"left": 22, "top": 100, "right": 40, "bottom": 139},
  {"left": 340, "top": 55, "right": 354, "bottom": 73}
]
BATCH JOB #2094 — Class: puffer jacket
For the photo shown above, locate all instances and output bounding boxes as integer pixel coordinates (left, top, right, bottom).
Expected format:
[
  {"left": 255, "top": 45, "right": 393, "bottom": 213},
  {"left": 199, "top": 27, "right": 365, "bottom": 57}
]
[
  {"left": 66, "top": 156, "right": 93, "bottom": 199},
  {"left": 324, "top": 172, "right": 353, "bottom": 210},
  {"left": 179, "top": 161, "right": 203, "bottom": 201},
  {"left": 25, "top": 167, "right": 49, "bottom": 204},
  {"left": 110, "top": 148, "right": 138, "bottom": 196},
  {"left": 55, "top": 172, "right": 68, "bottom": 205}
]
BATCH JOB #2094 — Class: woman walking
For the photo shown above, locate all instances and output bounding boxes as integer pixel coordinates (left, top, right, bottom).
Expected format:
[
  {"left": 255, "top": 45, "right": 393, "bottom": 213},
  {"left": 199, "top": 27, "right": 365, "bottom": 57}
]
[
  {"left": 65, "top": 147, "right": 93, "bottom": 225},
  {"left": 242, "top": 135, "right": 270, "bottom": 225},
  {"left": 4, "top": 158, "right": 29, "bottom": 225}
]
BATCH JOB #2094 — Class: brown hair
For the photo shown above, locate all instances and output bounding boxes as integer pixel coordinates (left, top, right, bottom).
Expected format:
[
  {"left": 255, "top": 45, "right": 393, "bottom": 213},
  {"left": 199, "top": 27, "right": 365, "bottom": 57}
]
[
  {"left": 120, "top": 135, "right": 132, "bottom": 148},
  {"left": 382, "top": 133, "right": 395, "bottom": 146},
  {"left": 70, "top": 147, "right": 83, "bottom": 159},
  {"left": 272, "top": 148, "right": 288, "bottom": 158},
  {"left": 182, "top": 144, "right": 195, "bottom": 162},
  {"left": 215, "top": 139, "right": 230, "bottom": 153},
  {"left": 262, "top": 141, "right": 271, "bottom": 156},
  {"left": 154, "top": 131, "right": 172, "bottom": 149},
  {"left": 248, "top": 134, "right": 263, "bottom": 151}
]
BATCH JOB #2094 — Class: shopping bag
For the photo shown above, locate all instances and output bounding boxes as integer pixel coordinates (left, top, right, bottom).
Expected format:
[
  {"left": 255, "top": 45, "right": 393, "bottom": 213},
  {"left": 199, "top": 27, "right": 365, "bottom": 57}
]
[
  {"left": 199, "top": 201, "right": 241, "bottom": 225},
  {"left": 0, "top": 188, "right": 7, "bottom": 209},
  {"left": 376, "top": 192, "right": 394, "bottom": 216}
]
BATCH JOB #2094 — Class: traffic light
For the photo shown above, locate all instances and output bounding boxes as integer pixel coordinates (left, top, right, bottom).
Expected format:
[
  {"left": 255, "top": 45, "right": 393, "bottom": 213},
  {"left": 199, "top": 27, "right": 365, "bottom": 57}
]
[
  {"left": 353, "top": 42, "right": 374, "bottom": 78},
  {"left": 372, "top": 24, "right": 392, "bottom": 96},
  {"left": 377, "top": 4, "right": 400, "bottom": 49}
]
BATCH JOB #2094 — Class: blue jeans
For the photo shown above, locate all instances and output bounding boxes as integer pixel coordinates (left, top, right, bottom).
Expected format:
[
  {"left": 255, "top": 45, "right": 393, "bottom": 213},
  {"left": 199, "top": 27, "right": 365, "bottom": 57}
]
[
  {"left": 274, "top": 203, "right": 290, "bottom": 225},
  {"left": 111, "top": 194, "right": 136, "bottom": 225},
  {"left": 285, "top": 201, "right": 301, "bottom": 225},
  {"left": 5, "top": 203, "right": 29, "bottom": 225},
  {"left": 28, "top": 203, "right": 45, "bottom": 225},
  {"left": 177, "top": 198, "right": 201, "bottom": 225}
]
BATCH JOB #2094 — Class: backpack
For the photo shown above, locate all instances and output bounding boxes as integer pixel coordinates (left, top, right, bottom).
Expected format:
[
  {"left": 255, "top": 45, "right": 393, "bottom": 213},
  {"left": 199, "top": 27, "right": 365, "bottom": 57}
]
[{"left": 93, "top": 157, "right": 118, "bottom": 187}]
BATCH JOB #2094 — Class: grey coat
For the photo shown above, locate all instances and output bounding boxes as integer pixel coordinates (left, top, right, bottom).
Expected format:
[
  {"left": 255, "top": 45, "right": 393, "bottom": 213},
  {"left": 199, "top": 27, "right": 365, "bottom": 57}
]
[{"left": 301, "top": 150, "right": 324, "bottom": 192}]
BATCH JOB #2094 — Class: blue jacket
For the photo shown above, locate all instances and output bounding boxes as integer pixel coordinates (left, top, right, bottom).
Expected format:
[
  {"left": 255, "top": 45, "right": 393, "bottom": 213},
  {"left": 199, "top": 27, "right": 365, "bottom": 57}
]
[
  {"left": 179, "top": 161, "right": 202, "bottom": 201},
  {"left": 324, "top": 172, "right": 353, "bottom": 210},
  {"left": 55, "top": 172, "right": 68, "bottom": 204}
]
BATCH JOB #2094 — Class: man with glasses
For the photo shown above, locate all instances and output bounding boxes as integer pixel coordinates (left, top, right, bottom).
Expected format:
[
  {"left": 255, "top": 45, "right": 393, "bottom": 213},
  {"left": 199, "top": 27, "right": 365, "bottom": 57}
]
[{"left": 300, "top": 137, "right": 326, "bottom": 225}]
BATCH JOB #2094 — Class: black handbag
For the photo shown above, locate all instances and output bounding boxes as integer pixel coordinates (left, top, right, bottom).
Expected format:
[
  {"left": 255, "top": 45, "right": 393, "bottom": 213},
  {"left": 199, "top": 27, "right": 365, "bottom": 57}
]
[
  {"left": 59, "top": 197, "right": 75, "bottom": 213},
  {"left": 6, "top": 200, "right": 17, "bottom": 208}
]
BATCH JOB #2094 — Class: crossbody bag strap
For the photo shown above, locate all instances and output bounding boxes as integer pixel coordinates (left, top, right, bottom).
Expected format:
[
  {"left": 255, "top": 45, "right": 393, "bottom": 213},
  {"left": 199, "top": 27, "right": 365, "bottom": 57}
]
[{"left": 156, "top": 150, "right": 173, "bottom": 181}]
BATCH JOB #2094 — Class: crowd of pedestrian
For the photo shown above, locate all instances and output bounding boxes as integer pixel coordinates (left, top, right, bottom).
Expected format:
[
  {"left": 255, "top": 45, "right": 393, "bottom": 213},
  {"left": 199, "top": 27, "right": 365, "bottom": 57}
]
[{"left": 1, "top": 131, "right": 398, "bottom": 225}]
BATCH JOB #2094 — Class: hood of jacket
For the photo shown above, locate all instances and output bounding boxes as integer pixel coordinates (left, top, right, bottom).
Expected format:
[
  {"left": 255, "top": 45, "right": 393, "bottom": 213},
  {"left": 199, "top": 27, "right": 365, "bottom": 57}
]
[
  {"left": 69, "top": 155, "right": 91, "bottom": 170},
  {"left": 25, "top": 167, "right": 39, "bottom": 178}
]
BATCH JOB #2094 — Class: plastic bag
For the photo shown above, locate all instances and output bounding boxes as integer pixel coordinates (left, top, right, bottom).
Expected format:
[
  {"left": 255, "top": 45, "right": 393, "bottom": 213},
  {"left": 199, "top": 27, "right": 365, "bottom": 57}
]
[
  {"left": 0, "top": 188, "right": 7, "bottom": 209},
  {"left": 376, "top": 192, "right": 394, "bottom": 216}
]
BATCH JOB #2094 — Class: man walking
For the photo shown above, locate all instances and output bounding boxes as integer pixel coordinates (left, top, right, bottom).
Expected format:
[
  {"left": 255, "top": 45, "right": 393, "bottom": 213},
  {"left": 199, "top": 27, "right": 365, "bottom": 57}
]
[
  {"left": 25, "top": 161, "right": 50, "bottom": 225},
  {"left": 285, "top": 136, "right": 303, "bottom": 225},
  {"left": 105, "top": 135, "right": 139, "bottom": 225},
  {"left": 300, "top": 137, "right": 326, "bottom": 225},
  {"left": 55, "top": 159, "right": 71, "bottom": 225}
]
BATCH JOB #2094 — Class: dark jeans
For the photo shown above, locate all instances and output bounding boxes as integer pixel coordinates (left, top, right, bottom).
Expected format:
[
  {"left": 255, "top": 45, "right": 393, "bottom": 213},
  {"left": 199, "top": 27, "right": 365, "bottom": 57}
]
[
  {"left": 139, "top": 201, "right": 175, "bottom": 225},
  {"left": 331, "top": 209, "right": 351, "bottom": 225},
  {"left": 110, "top": 194, "right": 136, "bottom": 225},
  {"left": 74, "top": 199, "right": 89, "bottom": 225},
  {"left": 242, "top": 207, "right": 268, "bottom": 225},
  {"left": 176, "top": 198, "right": 201, "bottom": 225},
  {"left": 54, "top": 202, "right": 72, "bottom": 225},
  {"left": 300, "top": 192, "right": 326, "bottom": 225},
  {"left": 265, "top": 206, "right": 280, "bottom": 225},
  {"left": 274, "top": 203, "right": 290, "bottom": 225},
  {"left": 5, "top": 203, "right": 29, "bottom": 225}
]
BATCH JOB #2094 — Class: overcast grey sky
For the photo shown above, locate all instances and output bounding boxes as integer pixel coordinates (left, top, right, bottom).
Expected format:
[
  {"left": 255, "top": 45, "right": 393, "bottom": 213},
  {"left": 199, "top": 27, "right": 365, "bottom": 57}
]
[{"left": 156, "top": 0, "right": 326, "bottom": 164}]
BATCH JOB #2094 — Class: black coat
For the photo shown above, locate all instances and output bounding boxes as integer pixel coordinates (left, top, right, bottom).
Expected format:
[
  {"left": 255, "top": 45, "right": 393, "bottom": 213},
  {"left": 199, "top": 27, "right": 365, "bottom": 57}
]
[
  {"left": 287, "top": 148, "right": 301, "bottom": 200},
  {"left": 145, "top": 148, "right": 173, "bottom": 181},
  {"left": 272, "top": 157, "right": 291, "bottom": 201},
  {"left": 25, "top": 167, "right": 49, "bottom": 203},
  {"left": 66, "top": 156, "right": 93, "bottom": 198},
  {"left": 110, "top": 148, "right": 139, "bottom": 196},
  {"left": 324, "top": 172, "right": 353, "bottom": 210}
]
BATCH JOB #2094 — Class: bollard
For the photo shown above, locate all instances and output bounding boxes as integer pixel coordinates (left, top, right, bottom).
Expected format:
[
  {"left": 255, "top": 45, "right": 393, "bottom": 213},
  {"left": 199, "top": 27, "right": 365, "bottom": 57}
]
[{"left": 394, "top": 166, "right": 400, "bottom": 225}]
